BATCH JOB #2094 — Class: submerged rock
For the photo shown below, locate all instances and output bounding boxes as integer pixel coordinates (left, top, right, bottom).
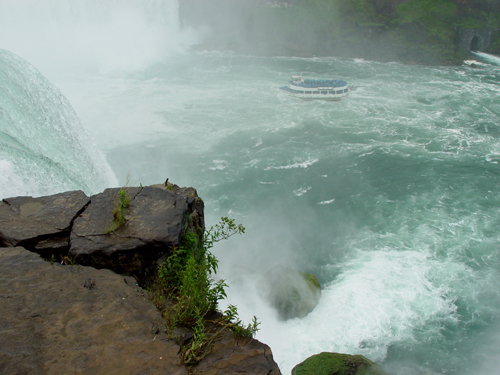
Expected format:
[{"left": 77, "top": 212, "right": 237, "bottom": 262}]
[
  {"left": 292, "top": 352, "right": 389, "bottom": 375},
  {"left": 260, "top": 265, "right": 321, "bottom": 320}
]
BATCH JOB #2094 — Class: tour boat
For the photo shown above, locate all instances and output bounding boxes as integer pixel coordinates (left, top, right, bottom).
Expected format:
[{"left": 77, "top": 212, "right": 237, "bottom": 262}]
[{"left": 280, "top": 74, "right": 349, "bottom": 101}]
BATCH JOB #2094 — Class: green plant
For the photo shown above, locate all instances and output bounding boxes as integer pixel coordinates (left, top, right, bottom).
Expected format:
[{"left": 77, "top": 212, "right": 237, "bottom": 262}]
[
  {"left": 49, "top": 254, "right": 56, "bottom": 265},
  {"left": 61, "top": 256, "right": 77, "bottom": 266},
  {"left": 151, "top": 217, "right": 255, "bottom": 365},
  {"left": 105, "top": 188, "right": 131, "bottom": 234},
  {"left": 181, "top": 313, "right": 215, "bottom": 365},
  {"left": 222, "top": 304, "right": 260, "bottom": 338}
]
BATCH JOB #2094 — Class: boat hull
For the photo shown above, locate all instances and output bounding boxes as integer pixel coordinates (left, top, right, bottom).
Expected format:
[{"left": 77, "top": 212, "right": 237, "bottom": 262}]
[{"left": 280, "top": 85, "right": 349, "bottom": 101}]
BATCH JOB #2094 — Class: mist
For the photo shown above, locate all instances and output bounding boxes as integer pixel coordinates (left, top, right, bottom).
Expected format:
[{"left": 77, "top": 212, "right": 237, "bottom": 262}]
[{"left": 0, "top": 0, "right": 199, "bottom": 78}]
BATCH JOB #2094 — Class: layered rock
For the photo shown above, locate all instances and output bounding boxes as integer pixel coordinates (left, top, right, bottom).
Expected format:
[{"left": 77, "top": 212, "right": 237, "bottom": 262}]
[
  {"left": 0, "top": 190, "right": 89, "bottom": 257},
  {"left": 192, "top": 323, "right": 281, "bottom": 375},
  {"left": 458, "top": 28, "right": 498, "bottom": 52},
  {"left": 69, "top": 185, "right": 204, "bottom": 283},
  {"left": 0, "top": 184, "right": 204, "bottom": 285}
]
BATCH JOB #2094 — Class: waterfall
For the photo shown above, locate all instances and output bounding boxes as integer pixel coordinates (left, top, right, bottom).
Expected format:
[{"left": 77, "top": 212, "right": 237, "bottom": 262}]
[
  {"left": 0, "top": 0, "right": 199, "bottom": 76},
  {"left": 0, "top": 49, "right": 117, "bottom": 199}
]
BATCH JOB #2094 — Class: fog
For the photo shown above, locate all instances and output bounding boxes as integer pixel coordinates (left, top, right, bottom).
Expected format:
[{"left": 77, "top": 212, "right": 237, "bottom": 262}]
[{"left": 0, "top": 0, "right": 199, "bottom": 78}]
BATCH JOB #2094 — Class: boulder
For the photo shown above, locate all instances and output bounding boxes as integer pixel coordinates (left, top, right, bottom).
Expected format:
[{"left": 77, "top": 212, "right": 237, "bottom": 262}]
[
  {"left": 191, "top": 326, "right": 281, "bottom": 375},
  {"left": 0, "top": 185, "right": 204, "bottom": 285},
  {"left": 260, "top": 265, "right": 321, "bottom": 320},
  {"left": 292, "top": 352, "right": 389, "bottom": 375},
  {"left": 69, "top": 184, "right": 204, "bottom": 283},
  {"left": 0, "top": 246, "right": 282, "bottom": 375},
  {"left": 0, "top": 190, "right": 89, "bottom": 258}
]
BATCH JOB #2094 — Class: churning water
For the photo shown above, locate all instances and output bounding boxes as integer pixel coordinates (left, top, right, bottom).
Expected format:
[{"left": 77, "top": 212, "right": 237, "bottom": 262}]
[{"left": 1, "top": 1, "right": 500, "bottom": 374}]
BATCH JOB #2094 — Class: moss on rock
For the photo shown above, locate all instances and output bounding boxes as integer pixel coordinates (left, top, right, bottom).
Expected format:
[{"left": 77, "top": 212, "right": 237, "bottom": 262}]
[{"left": 292, "top": 352, "right": 389, "bottom": 375}]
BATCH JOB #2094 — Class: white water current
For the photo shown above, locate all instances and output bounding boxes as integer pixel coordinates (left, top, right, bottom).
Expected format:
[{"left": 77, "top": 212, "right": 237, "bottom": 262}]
[{"left": 1, "top": 2, "right": 500, "bottom": 375}]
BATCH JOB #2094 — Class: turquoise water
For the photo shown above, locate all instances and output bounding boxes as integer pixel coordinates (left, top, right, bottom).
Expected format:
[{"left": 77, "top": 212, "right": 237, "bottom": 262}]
[
  {"left": 1, "top": 2, "right": 500, "bottom": 374},
  {"left": 100, "top": 52, "right": 500, "bottom": 375}
]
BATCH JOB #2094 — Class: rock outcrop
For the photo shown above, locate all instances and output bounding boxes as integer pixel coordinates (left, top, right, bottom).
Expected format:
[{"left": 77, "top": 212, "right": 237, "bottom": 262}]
[
  {"left": 0, "top": 184, "right": 281, "bottom": 375},
  {"left": 292, "top": 352, "right": 389, "bottom": 375},
  {"left": 70, "top": 185, "right": 204, "bottom": 283},
  {"left": 0, "top": 184, "right": 204, "bottom": 285}
]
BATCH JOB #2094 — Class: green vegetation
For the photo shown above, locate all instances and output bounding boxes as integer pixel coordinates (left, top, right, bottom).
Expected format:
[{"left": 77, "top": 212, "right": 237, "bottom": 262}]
[
  {"left": 292, "top": 352, "right": 389, "bottom": 375},
  {"left": 180, "top": 0, "right": 500, "bottom": 64},
  {"left": 149, "top": 217, "right": 258, "bottom": 365},
  {"left": 105, "top": 188, "right": 131, "bottom": 234},
  {"left": 61, "top": 256, "right": 77, "bottom": 266}
]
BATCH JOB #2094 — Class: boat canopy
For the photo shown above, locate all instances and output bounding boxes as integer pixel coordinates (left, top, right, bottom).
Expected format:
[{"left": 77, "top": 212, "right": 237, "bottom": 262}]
[{"left": 290, "top": 76, "right": 347, "bottom": 88}]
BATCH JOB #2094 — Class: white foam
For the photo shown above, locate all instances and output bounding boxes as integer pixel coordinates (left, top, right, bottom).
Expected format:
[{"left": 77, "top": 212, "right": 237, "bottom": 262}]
[
  {"left": 463, "top": 59, "right": 489, "bottom": 67},
  {"left": 472, "top": 52, "right": 500, "bottom": 66},
  {"left": 209, "top": 160, "right": 229, "bottom": 171},
  {"left": 264, "top": 158, "right": 319, "bottom": 170},
  {"left": 225, "top": 247, "right": 469, "bottom": 375},
  {"left": 293, "top": 186, "right": 311, "bottom": 196},
  {"left": 318, "top": 199, "right": 335, "bottom": 205}
]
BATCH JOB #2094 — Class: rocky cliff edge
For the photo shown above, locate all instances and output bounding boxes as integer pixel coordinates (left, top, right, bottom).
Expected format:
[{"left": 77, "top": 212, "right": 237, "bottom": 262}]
[{"left": 0, "top": 184, "right": 281, "bottom": 375}]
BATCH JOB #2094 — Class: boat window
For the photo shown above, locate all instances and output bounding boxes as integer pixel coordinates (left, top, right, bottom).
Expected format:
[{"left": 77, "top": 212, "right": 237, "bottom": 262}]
[
  {"left": 344, "top": 89, "right": 349, "bottom": 93},
  {"left": 329, "top": 90, "right": 335, "bottom": 94},
  {"left": 336, "top": 91, "right": 342, "bottom": 95},
  {"left": 305, "top": 91, "right": 311, "bottom": 94},
  {"left": 321, "top": 91, "right": 327, "bottom": 95}
]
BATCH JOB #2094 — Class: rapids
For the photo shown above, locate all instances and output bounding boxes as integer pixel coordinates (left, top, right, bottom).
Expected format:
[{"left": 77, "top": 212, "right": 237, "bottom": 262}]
[{"left": 1, "top": 1, "right": 500, "bottom": 375}]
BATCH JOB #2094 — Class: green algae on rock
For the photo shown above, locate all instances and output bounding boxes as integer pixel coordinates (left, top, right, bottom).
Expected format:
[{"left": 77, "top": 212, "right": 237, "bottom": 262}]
[{"left": 292, "top": 352, "right": 389, "bottom": 375}]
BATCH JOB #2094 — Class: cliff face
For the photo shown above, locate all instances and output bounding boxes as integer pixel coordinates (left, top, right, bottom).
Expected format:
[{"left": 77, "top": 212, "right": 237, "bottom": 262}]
[
  {"left": 0, "top": 185, "right": 281, "bottom": 375},
  {"left": 180, "top": 0, "right": 500, "bottom": 64}
]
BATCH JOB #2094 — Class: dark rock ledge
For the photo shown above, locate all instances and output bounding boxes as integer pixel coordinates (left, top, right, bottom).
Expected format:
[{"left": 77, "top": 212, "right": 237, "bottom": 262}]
[{"left": 0, "top": 184, "right": 281, "bottom": 375}]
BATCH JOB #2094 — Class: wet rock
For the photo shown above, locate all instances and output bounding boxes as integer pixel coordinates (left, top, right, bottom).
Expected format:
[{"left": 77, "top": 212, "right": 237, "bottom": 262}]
[
  {"left": 292, "top": 352, "right": 389, "bottom": 375},
  {"left": 0, "top": 190, "right": 89, "bottom": 257},
  {"left": 260, "top": 265, "right": 321, "bottom": 320},
  {"left": 0, "top": 246, "right": 187, "bottom": 375}
]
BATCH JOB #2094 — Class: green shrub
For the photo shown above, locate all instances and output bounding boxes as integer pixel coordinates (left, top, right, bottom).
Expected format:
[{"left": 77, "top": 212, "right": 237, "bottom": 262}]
[{"left": 151, "top": 217, "right": 258, "bottom": 365}]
